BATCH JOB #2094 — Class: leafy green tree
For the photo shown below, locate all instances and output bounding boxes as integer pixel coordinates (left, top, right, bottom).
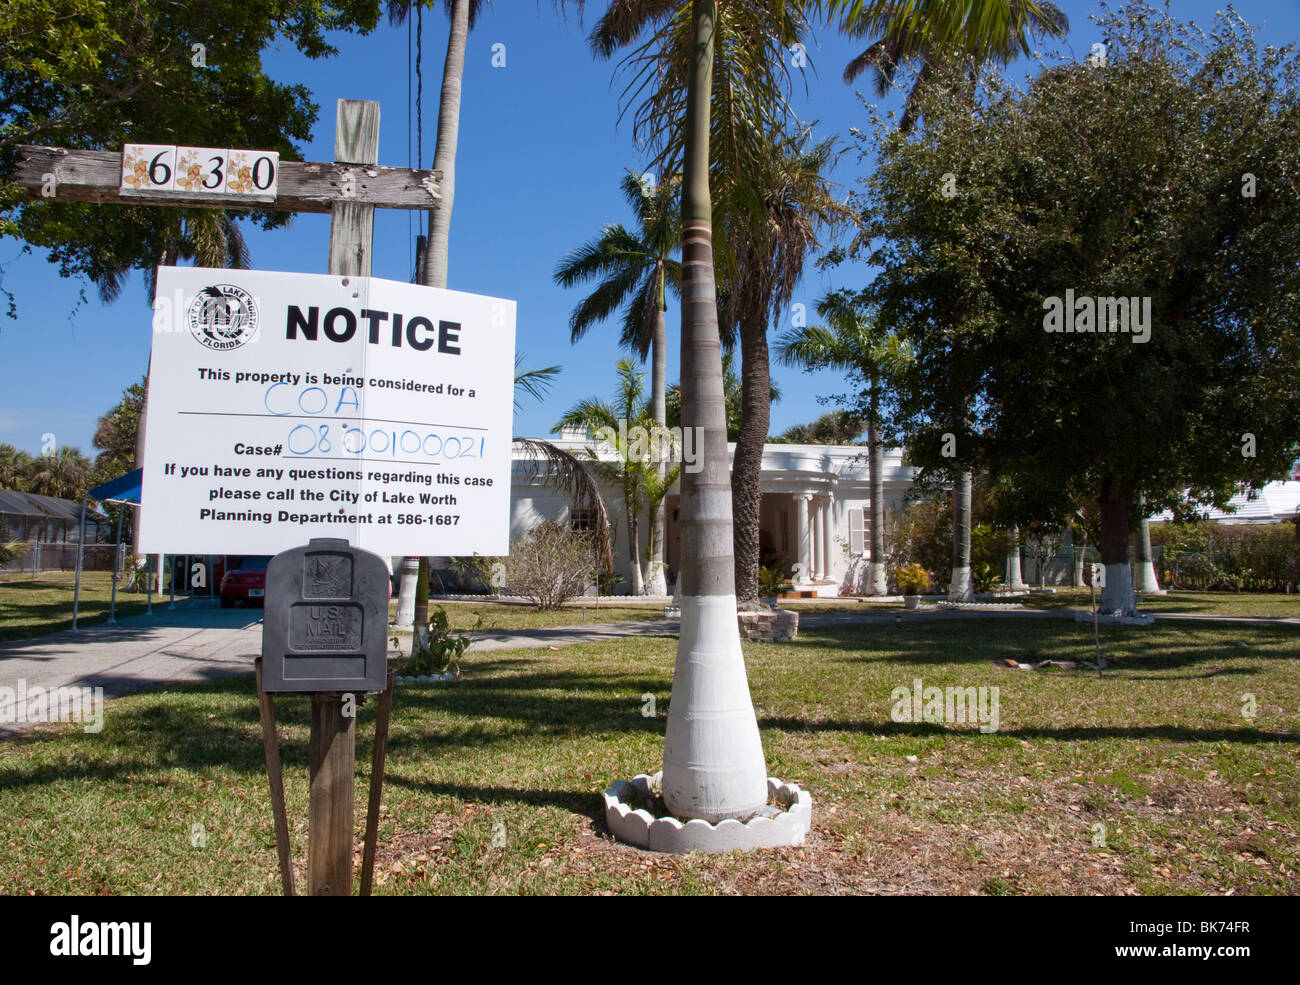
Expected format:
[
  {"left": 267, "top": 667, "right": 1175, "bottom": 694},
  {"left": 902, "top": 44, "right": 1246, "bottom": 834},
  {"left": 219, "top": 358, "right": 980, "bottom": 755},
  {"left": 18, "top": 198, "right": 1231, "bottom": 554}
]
[
  {"left": 555, "top": 169, "right": 681, "bottom": 593},
  {"left": 1, "top": 0, "right": 381, "bottom": 306},
  {"left": 831, "top": 1, "right": 1068, "bottom": 601},
  {"left": 858, "top": 2, "right": 1300, "bottom": 615}
]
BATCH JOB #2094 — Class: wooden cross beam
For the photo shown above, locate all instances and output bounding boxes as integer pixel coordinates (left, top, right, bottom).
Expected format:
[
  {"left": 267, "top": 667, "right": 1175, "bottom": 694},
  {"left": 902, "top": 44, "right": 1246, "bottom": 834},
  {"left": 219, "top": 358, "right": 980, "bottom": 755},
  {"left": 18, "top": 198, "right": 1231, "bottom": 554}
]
[{"left": 13, "top": 131, "right": 440, "bottom": 214}]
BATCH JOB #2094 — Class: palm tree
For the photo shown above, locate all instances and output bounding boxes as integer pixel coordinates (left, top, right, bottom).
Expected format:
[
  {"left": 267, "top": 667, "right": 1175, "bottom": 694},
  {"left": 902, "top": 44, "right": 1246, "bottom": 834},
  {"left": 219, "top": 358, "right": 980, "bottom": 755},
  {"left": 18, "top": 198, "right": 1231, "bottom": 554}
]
[
  {"left": 589, "top": 0, "right": 811, "bottom": 823},
  {"left": 719, "top": 129, "right": 849, "bottom": 603},
  {"left": 386, "top": 0, "right": 485, "bottom": 288},
  {"left": 666, "top": 349, "right": 771, "bottom": 441},
  {"left": 588, "top": 0, "right": 1050, "bottom": 823},
  {"left": 554, "top": 359, "right": 659, "bottom": 595},
  {"left": 554, "top": 170, "right": 681, "bottom": 595},
  {"left": 777, "top": 289, "right": 911, "bottom": 595},
  {"left": 386, "top": 0, "right": 486, "bottom": 625},
  {"left": 26, "top": 446, "right": 93, "bottom": 501},
  {"left": 835, "top": 0, "right": 1068, "bottom": 130},
  {"left": 0, "top": 445, "right": 33, "bottom": 491}
]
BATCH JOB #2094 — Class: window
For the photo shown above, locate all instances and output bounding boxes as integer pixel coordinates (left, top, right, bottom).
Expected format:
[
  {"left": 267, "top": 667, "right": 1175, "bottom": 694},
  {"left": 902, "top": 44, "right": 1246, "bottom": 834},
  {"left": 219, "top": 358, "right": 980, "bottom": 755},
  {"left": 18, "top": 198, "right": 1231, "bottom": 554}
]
[
  {"left": 570, "top": 509, "right": 597, "bottom": 532},
  {"left": 849, "top": 508, "right": 865, "bottom": 555}
]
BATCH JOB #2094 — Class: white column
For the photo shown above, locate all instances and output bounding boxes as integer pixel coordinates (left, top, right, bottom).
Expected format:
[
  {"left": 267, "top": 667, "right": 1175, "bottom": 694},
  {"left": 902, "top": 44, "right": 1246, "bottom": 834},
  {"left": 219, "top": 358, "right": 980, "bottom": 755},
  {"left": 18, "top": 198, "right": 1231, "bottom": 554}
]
[
  {"left": 821, "top": 495, "right": 834, "bottom": 584},
  {"left": 812, "top": 499, "right": 824, "bottom": 580},
  {"left": 795, "top": 493, "right": 811, "bottom": 583}
]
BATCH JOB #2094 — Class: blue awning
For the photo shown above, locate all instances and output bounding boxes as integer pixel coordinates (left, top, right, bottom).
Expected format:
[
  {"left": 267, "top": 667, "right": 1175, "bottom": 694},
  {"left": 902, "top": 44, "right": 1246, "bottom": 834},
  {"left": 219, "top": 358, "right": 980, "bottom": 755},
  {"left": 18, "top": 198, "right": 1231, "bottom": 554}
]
[{"left": 88, "top": 468, "right": 143, "bottom": 504}]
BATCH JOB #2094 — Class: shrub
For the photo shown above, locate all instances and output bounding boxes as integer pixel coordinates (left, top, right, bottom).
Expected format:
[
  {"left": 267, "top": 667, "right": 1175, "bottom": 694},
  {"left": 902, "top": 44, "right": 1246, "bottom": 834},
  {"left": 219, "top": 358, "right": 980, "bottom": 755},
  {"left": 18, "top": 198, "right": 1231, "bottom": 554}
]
[
  {"left": 970, "top": 525, "right": 1009, "bottom": 591},
  {"left": 505, "top": 520, "right": 597, "bottom": 610},
  {"left": 120, "top": 554, "right": 148, "bottom": 593},
  {"left": 1152, "top": 521, "right": 1297, "bottom": 591},
  {"left": 895, "top": 563, "right": 931, "bottom": 595},
  {"left": 885, "top": 499, "right": 951, "bottom": 590},
  {"left": 394, "top": 607, "right": 471, "bottom": 678},
  {"left": 597, "top": 569, "right": 625, "bottom": 596},
  {"left": 758, "top": 562, "right": 789, "bottom": 597},
  {"left": 445, "top": 555, "right": 503, "bottom": 594}
]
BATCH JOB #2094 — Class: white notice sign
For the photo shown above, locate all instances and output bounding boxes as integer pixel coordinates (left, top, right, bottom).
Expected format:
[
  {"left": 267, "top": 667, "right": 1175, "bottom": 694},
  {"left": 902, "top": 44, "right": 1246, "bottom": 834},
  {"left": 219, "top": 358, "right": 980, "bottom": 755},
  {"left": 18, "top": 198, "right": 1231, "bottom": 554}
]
[{"left": 139, "top": 266, "right": 516, "bottom": 557}]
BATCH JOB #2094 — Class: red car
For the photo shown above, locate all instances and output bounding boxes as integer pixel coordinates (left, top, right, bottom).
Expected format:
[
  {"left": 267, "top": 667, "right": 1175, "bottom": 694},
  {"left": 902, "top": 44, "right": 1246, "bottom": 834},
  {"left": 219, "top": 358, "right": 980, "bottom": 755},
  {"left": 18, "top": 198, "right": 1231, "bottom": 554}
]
[
  {"left": 219, "top": 556, "right": 271, "bottom": 607},
  {"left": 220, "top": 554, "right": 394, "bottom": 607}
]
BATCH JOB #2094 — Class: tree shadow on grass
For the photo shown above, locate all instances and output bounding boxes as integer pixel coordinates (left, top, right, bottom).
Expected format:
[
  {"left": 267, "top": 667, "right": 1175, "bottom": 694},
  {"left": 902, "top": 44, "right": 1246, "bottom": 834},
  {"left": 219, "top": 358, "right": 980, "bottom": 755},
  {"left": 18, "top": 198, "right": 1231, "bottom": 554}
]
[
  {"left": 795, "top": 622, "right": 1299, "bottom": 675},
  {"left": 757, "top": 715, "right": 1300, "bottom": 745},
  {"left": 382, "top": 776, "right": 601, "bottom": 822},
  {"left": 0, "top": 660, "right": 675, "bottom": 790}
]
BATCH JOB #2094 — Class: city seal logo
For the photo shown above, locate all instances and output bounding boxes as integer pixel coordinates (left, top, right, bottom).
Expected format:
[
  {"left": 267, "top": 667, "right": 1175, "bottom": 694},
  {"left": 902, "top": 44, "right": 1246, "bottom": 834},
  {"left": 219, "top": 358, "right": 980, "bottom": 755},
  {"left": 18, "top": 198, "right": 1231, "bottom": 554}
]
[{"left": 188, "top": 285, "right": 259, "bottom": 350}]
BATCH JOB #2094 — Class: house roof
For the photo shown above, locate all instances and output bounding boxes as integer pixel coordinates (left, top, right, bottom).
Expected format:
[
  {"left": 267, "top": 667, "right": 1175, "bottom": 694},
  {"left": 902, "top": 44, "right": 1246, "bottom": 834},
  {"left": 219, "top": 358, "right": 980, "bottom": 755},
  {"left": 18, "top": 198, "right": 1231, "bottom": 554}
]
[
  {"left": 1152, "top": 481, "right": 1300, "bottom": 525},
  {"left": 0, "top": 488, "right": 109, "bottom": 524}
]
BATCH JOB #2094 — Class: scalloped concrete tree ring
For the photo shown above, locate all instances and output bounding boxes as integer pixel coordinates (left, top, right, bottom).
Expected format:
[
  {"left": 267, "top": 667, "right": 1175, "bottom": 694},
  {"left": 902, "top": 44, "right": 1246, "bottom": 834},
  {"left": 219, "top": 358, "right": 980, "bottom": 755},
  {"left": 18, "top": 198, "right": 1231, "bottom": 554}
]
[{"left": 604, "top": 773, "right": 812, "bottom": 853}]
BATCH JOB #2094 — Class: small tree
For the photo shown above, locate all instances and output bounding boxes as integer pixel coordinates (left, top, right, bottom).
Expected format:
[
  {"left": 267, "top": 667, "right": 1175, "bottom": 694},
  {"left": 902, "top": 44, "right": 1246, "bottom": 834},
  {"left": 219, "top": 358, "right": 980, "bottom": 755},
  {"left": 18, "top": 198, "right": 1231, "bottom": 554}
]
[{"left": 506, "top": 521, "right": 596, "bottom": 611}]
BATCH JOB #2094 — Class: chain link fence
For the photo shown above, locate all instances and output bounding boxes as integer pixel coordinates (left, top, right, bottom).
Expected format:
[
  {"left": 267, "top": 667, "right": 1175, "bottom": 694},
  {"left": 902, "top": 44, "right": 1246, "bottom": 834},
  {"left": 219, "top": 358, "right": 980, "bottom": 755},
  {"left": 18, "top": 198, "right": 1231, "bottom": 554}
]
[{"left": 0, "top": 542, "right": 125, "bottom": 576}]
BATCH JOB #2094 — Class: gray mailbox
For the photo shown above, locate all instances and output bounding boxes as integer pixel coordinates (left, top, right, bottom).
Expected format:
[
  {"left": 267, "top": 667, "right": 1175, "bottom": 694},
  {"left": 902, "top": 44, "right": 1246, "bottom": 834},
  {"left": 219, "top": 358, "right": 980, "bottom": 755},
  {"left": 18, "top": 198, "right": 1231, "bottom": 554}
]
[{"left": 261, "top": 538, "right": 390, "bottom": 693}]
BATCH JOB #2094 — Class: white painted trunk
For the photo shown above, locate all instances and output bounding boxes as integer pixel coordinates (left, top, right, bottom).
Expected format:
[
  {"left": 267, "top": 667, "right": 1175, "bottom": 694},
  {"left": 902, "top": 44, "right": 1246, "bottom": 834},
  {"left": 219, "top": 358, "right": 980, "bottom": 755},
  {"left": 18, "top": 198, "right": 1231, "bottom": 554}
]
[
  {"left": 1134, "top": 514, "right": 1163, "bottom": 593},
  {"left": 1099, "top": 561, "right": 1138, "bottom": 616},
  {"left": 394, "top": 556, "right": 418, "bottom": 628},
  {"left": 867, "top": 560, "right": 888, "bottom": 596},
  {"left": 1006, "top": 528, "right": 1028, "bottom": 590},
  {"left": 644, "top": 559, "right": 667, "bottom": 596},
  {"left": 662, "top": 594, "right": 769, "bottom": 823},
  {"left": 948, "top": 565, "right": 974, "bottom": 602},
  {"left": 1135, "top": 560, "right": 1163, "bottom": 593}
]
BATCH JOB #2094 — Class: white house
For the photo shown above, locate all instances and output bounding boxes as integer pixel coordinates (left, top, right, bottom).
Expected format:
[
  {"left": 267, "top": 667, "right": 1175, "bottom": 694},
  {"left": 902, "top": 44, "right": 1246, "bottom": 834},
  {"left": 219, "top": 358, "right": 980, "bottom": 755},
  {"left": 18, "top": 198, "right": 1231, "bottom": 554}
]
[
  {"left": 501, "top": 434, "right": 1300, "bottom": 598},
  {"left": 1150, "top": 479, "right": 1300, "bottom": 526},
  {"left": 509, "top": 431, "right": 918, "bottom": 597}
]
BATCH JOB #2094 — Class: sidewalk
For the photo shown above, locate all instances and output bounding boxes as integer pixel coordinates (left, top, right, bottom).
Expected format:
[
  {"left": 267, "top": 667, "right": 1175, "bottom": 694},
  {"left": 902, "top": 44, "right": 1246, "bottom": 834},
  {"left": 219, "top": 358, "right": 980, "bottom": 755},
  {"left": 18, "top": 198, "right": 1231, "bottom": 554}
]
[
  {"left": 0, "top": 601, "right": 264, "bottom": 734},
  {"left": 3, "top": 599, "right": 1294, "bottom": 737}
]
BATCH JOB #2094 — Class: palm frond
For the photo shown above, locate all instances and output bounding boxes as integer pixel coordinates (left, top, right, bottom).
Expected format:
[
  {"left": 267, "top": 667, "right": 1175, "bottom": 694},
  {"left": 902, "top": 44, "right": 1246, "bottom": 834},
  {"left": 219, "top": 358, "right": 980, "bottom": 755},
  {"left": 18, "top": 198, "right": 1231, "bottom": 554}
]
[
  {"left": 514, "top": 354, "right": 561, "bottom": 409},
  {"left": 513, "top": 437, "right": 614, "bottom": 574}
]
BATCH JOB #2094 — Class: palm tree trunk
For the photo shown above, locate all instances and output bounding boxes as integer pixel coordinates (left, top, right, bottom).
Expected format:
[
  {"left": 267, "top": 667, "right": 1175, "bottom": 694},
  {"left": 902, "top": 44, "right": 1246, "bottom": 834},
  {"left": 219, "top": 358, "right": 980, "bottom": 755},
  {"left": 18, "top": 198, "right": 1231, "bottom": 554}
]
[
  {"left": 645, "top": 300, "right": 669, "bottom": 596},
  {"left": 627, "top": 500, "right": 644, "bottom": 595},
  {"left": 731, "top": 314, "right": 769, "bottom": 604},
  {"left": 948, "top": 469, "right": 974, "bottom": 600},
  {"left": 866, "top": 385, "right": 887, "bottom": 595},
  {"left": 661, "top": 0, "right": 768, "bottom": 824},
  {"left": 1133, "top": 494, "right": 1163, "bottom": 594},
  {"left": 406, "top": 0, "right": 471, "bottom": 637},
  {"left": 1006, "top": 525, "right": 1028, "bottom": 590},
  {"left": 422, "top": 0, "right": 469, "bottom": 289}
]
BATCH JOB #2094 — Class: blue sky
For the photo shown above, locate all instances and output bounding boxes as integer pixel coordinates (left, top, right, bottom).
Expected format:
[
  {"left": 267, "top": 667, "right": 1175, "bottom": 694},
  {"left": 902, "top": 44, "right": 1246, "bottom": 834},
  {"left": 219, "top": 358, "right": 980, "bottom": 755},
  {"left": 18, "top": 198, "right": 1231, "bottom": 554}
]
[{"left": 2, "top": 0, "right": 1296, "bottom": 458}]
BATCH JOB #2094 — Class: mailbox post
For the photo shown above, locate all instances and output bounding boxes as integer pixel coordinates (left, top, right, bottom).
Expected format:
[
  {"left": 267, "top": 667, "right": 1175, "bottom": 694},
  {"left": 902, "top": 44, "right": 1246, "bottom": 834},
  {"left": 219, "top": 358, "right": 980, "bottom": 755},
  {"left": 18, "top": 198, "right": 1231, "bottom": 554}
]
[{"left": 259, "top": 537, "right": 392, "bottom": 896}]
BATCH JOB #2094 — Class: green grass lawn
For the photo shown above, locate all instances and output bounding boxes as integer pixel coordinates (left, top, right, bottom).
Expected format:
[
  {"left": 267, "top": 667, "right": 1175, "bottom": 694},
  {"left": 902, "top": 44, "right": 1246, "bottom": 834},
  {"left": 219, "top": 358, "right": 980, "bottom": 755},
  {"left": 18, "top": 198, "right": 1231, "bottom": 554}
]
[
  {"left": 389, "top": 598, "right": 667, "bottom": 633},
  {"left": 2, "top": 614, "right": 1296, "bottom": 895},
  {"left": 787, "top": 589, "right": 1299, "bottom": 619},
  {"left": 0, "top": 571, "right": 188, "bottom": 643}
]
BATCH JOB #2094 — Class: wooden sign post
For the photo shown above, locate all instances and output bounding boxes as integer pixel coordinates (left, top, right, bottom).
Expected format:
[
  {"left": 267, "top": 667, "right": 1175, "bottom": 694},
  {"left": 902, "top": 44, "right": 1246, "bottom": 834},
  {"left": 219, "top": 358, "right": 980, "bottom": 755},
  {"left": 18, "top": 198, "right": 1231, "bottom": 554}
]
[{"left": 17, "top": 100, "right": 432, "bottom": 897}]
